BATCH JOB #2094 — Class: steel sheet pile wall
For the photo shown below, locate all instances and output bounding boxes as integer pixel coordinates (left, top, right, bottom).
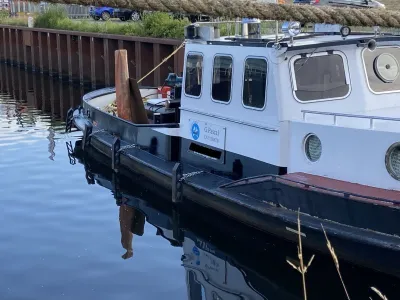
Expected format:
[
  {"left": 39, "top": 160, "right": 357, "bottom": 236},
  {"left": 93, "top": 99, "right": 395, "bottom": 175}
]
[{"left": 0, "top": 26, "right": 185, "bottom": 88}]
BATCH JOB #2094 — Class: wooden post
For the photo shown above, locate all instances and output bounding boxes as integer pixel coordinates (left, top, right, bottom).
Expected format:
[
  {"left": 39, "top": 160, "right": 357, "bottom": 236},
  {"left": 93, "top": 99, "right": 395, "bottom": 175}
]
[
  {"left": 115, "top": 49, "right": 148, "bottom": 124},
  {"left": 129, "top": 78, "right": 149, "bottom": 124},
  {"left": 115, "top": 49, "right": 131, "bottom": 121}
]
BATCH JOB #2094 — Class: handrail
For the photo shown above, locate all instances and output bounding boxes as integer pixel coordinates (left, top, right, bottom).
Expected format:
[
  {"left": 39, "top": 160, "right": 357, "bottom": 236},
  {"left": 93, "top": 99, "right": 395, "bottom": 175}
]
[{"left": 301, "top": 110, "right": 400, "bottom": 129}]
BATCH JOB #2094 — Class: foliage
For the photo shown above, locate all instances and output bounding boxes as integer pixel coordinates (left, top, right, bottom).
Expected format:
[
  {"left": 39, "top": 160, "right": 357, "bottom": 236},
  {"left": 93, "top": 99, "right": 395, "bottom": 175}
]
[
  {"left": 136, "top": 12, "right": 190, "bottom": 39},
  {"left": 0, "top": 5, "right": 188, "bottom": 39},
  {"left": 0, "top": 10, "right": 9, "bottom": 20},
  {"left": 33, "top": 5, "right": 68, "bottom": 28}
]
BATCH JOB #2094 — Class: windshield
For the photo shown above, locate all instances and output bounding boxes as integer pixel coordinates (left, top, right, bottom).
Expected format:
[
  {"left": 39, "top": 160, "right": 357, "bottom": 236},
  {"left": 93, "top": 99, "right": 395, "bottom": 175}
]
[{"left": 293, "top": 54, "right": 350, "bottom": 101}]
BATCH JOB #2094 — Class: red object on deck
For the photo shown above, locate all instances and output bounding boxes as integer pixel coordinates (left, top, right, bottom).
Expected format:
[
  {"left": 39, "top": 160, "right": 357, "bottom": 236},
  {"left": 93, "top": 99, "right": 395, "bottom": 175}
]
[
  {"left": 158, "top": 86, "right": 171, "bottom": 98},
  {"left": 280, "top": 172, "right": 400, "bottom": 205}
]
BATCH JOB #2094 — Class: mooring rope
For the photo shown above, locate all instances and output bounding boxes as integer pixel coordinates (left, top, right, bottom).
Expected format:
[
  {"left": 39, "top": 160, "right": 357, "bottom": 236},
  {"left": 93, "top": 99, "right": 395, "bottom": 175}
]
[
  {"left": 30, "top": 0, "right": 400, "bottom": 29},
  {"left": 137, "top": 41, "right": 185, "bottom": 85}
]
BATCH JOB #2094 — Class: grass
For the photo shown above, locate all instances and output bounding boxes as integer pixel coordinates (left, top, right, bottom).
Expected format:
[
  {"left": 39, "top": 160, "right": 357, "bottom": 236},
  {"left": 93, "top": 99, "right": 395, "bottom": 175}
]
[
  {"left": 290, "top": 209, "right": 390, "bottom": 300},
  {"left": 0, "top": 5, "right": 190, "bottom": 39}
]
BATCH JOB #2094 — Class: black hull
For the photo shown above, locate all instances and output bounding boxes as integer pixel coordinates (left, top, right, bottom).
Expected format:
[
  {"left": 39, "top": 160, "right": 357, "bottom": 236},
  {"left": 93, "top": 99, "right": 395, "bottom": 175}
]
[
  {"left": 70, "top": 148, "right": 400, "bottom": 299},
  {"left": 69, "top": 88, "right": 400, "bottom": 279}
]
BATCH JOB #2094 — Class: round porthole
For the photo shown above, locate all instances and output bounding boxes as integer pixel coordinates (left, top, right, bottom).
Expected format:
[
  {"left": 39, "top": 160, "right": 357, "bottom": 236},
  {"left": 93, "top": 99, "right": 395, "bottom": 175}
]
[
  {"left": 374, "top": 53, "right": 399, "bottom": 83},
  {"left": 385, "top": 143, "right": 400, "bottom": 181},
  {"left": 304, "top": 134, "right": 322, "bottom": 162}
]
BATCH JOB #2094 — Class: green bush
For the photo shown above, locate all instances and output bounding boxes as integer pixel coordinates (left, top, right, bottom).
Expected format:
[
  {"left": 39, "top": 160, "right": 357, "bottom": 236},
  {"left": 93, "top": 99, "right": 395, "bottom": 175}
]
[
  {"left": 33, "top": 5, "right": 68, "bottom": 29},
  {"left": 138, "top": 12, "right": 190, "bottom": 39},
  {"left": 0, "top": 10, "right": 9, "bottom": 20},
  {"left": 29, "top": 5, "right": 188, "bottom": 39}
]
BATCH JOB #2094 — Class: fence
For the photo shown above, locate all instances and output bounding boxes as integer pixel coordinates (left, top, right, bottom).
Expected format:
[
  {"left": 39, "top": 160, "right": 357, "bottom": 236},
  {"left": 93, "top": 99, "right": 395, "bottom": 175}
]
[
  {"left": 0, "top": 25, "right": 185, "bottom": 88},
  {"left": 8, "top": 1, "right": 91, "bottom": 18}
]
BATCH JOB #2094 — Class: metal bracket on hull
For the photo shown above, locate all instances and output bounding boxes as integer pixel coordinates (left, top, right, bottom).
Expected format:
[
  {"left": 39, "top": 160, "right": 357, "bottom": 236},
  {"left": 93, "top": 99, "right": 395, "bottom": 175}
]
[
  {"left": 66, "top": 141, "right": 76, "bottom": 165},
  {"left": 82, "top": 124, "right": 93, "bottom": 152},
  {"left": 112, "top": 137, "right": 121, "bottom": 173},
  {"left": 112, "top": 172, "right": 122, "bottom": 201},
  {"left": 172, "top": 163, "right": 183, "bottom": 204},
  {"left": 84, "top": 161, "right": 95, "bottom": 185},
  {"left": 65, "top": 108, "right": 74, "bottom": 133},
  {"left": 172, "top": 208, "right": 184, "bottom": 243}
]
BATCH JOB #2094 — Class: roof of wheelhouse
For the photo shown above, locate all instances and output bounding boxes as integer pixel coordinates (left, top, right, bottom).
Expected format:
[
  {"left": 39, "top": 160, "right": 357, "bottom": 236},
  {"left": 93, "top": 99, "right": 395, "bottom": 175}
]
[{"left": 186, "top": 30, "right": 400, "bottom": 50}]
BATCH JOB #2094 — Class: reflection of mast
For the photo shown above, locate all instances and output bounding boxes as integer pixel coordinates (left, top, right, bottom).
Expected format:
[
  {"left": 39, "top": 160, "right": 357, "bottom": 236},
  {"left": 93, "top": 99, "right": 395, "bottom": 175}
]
[
  {"left": 47, "top": 127, "right": 55, "bottom": 161},
  {"left": 118, "top": 198, "right": 146, "bottom": 260},
  {"left": 120, "top": 203, "right": 134, "bottom": 260}
]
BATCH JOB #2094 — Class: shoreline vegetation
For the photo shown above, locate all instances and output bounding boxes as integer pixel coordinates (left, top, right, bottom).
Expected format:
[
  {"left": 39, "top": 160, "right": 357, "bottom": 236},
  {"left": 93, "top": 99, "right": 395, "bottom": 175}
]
[
  {"left": 292, "top": 210, "right": 389, "bottom": 300},
  {"left": 0, "top": 6, "right": 191, "bottom": 39}
]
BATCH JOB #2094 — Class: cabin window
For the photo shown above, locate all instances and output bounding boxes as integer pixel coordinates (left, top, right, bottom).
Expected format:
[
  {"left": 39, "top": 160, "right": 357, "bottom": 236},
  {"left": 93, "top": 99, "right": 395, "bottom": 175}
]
[
  {"left": 212, "top": 55, "right": 233, "bottom": 103},
  {"left": 362, "top": 46, "right": 400, "bottom": 94},
  {"left": 184, "top": 53, "right": 203, "bottom": 97},
  {"left": 242, "top": 57, "right": 267, "bottom": 109},
  {"left": 290, "top": 51, "right": 350, "bottom": 102}
]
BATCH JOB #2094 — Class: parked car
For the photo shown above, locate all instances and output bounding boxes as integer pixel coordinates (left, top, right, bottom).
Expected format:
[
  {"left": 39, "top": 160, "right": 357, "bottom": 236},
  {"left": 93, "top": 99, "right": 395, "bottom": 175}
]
[
  {"left": 293, "top": 0, "right": 385, "bottom": 7},
  {"left": 311, "top": 0, "right": 385, "bottom": 7},
  {"left": 114, "top": 8, "right": 142, "bottom": 22},
  {"left": 89, "top": 6, "right": 142, "bottom": 21}
]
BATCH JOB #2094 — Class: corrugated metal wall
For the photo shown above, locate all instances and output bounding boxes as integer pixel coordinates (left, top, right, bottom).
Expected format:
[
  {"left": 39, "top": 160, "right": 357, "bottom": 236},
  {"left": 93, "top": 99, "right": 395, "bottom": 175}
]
[{"left": 0, "top": 26, "right": 185, "bottom": 88}]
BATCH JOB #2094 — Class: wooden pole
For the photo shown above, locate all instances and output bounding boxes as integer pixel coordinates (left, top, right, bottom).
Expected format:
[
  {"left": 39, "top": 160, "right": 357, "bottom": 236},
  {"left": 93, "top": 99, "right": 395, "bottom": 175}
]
[
  {"left": 129, "top": 78, "right": 149, "bottom": 124},
  {"left": 115, "top": 49, "right": 132, "bottom": 122},
  {"left": 115, "top": 49, "right": 149, "bottom": 124}
]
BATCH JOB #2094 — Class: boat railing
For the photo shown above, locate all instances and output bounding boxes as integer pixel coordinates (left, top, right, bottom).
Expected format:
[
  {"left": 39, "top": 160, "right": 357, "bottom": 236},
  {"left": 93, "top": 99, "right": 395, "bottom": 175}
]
[{"left": 301, "top": 110, "right": 400, "bottom": 129}]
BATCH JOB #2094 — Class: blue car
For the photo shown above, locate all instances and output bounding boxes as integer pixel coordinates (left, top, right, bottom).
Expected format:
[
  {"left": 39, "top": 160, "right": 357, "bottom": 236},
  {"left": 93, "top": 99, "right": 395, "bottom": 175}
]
[
  {"left": 89, "top": 6, "right": 142, "bottom": 21},
  {"left": 89, "top": 6, "right": 114, "bottom": 21}
]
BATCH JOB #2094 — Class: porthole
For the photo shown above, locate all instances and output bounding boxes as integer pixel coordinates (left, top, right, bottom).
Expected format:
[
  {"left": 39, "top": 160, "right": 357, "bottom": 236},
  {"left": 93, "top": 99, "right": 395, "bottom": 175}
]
[
  {"left": 385, "top": 143, "right": 400, "bottom": 181},
  {"left": 374, "top": 53, "right": 400, "bottom": 83},
  {"left": 304, "top": 134, "right": 322, "bottom": 162}
]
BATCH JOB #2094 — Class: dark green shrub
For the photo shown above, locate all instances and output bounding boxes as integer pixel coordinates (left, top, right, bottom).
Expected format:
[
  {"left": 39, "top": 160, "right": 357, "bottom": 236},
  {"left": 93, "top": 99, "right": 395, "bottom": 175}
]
[{"left": 34, "top": 5, "right": 68, "bottom": 29}]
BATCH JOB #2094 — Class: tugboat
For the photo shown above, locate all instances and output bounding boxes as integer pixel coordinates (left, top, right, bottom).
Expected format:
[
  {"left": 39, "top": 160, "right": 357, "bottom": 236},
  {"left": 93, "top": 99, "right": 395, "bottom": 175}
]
[{"left": 67, "top": 18, "right": 400, "bottom": 277}]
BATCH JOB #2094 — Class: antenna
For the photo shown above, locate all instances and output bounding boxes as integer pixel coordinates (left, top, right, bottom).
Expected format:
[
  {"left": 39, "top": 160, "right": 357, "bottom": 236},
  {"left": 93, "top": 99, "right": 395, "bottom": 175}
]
[{"left": 275, "top": 0, "right": 280, "bottom": 43}]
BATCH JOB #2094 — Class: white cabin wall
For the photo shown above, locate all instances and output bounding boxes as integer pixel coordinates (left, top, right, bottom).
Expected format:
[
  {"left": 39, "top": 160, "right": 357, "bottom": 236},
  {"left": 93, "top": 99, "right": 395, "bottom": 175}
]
[
  {"left": 181, "top": 43, "right": 279, "bottom": 127},
  {"left": 277, "top": 45, "right": 369, "bottom": 123},
  {"left": 360, "top": 42, "right": 400, "bottom": 112},
  {"left": 288, "top": 121, "right": 400, "bottom": 191},
  {"left": 278, "top": 41, "right": 400, "bottom": 123},
  {"left": 180, "top": 43, "right": 287, "bottom": 166}
]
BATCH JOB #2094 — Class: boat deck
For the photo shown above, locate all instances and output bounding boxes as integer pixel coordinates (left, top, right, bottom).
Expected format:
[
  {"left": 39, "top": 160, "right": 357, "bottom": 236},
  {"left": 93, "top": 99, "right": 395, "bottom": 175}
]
[
  {"left": 219, "top": 172, "right": 400, "bottom": 237},
  {"left": 282, "top": 172, "right": 400, "bottom": 203}
]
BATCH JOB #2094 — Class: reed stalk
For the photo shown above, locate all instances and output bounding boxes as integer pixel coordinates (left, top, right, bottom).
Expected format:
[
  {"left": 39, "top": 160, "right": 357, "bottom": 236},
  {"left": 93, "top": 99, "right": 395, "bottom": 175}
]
[
  {"left": 321, "top": 224, "right": 351, "bottom": 300},
  {"left": 371, "top": 287, "right": 389, "bottom": 300},
  {"left": 286, "top": 209, "right": 315, "bottom": 300}
]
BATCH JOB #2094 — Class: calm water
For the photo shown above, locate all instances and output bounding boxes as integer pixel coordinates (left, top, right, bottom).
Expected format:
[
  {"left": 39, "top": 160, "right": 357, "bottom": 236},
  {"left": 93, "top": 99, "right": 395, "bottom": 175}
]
[{"left": 0, "top": 64, "right": 399, "bottom": 300}]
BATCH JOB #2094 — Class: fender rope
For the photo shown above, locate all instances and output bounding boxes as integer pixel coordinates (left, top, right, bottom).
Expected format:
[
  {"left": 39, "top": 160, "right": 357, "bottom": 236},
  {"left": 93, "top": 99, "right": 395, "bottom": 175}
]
[{"left": 30, "top": 0, "right": 400, "bottom": 29}]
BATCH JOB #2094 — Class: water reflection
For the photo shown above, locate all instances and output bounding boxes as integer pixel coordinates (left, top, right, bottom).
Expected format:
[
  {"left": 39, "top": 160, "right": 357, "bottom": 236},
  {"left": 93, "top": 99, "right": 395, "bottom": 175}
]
[
  {"left": 0, "top": 63, "right": 88, "bottom": 121},
  {"left": 119, "top": 200, "right": 145, "bottom": 260},
  {"left": 71, "top": 142, "right": 400, "bottom": 300}
]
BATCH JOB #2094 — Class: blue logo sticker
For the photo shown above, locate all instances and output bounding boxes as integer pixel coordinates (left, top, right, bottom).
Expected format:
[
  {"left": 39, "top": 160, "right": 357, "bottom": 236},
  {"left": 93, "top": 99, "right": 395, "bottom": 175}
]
[
  {"left": 192, "top": 246, "right": 200, "bottom": 256},
  {"left": 191, "top": 122, "right": 200, "bottom": 140}
]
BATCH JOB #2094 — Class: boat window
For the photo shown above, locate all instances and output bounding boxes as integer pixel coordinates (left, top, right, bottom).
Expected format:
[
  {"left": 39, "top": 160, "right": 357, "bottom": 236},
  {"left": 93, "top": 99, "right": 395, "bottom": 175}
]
[
  {"left": 212, "top": 55, "right": 233, "bottom": 103},
  {"left": 291, "top": 52, "right": 350, "bottom": 102},
  {"left": 362, "top": 47, "right": 400, "bottom": 94},
  {"left": 242, "top": 57, "right": 267, "bottom": 109},
  {"left": 184, "top": 53, "right": 203, "bottom": 97}
]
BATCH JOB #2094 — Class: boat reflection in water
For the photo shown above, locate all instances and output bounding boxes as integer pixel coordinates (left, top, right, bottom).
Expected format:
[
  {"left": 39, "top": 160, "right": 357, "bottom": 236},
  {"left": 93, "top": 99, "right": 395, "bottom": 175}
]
[{"left": 68, "top": 140, "right": 399, "bottom": 300}]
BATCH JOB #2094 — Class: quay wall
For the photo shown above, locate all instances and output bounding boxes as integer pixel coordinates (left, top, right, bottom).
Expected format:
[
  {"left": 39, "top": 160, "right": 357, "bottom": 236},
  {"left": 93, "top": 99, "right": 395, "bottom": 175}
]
[{"left": 0, "top": 25, "right": 185, "bottom": 88}]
